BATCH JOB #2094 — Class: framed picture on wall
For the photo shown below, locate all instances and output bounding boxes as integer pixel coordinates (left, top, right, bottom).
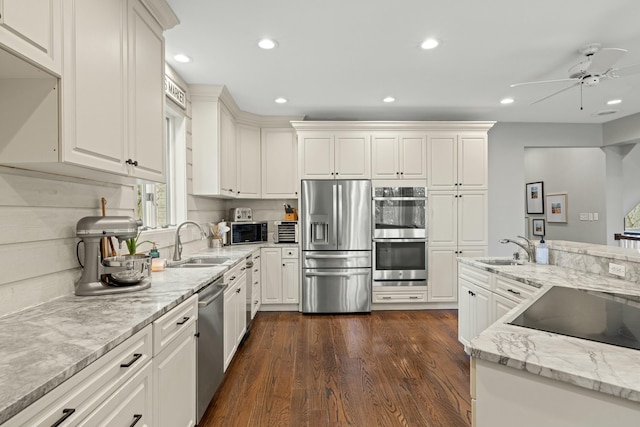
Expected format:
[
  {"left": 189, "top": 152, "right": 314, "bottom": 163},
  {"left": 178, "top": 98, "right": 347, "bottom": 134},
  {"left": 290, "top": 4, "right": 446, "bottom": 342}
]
[
  {"left": 526, "top": 181, "right": 544, "bottom": 214},
  {"left": 546, "top": 193, "right": 568, "bottom": 223},
  {"left": 532, "top": 218, "right": 545, "bottom": 236}
]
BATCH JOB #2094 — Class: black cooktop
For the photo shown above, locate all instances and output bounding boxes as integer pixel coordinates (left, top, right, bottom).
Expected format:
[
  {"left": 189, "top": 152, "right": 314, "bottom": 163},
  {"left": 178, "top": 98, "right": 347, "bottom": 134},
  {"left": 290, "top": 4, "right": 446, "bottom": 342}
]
[{"left": 509, "top": 286, "right": 640, "bottom": 351}]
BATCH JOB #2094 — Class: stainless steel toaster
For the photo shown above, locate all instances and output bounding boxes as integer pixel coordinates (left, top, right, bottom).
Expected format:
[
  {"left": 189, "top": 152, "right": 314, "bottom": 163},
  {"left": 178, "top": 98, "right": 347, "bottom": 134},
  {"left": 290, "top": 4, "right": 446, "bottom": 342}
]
[{"left": 229, "top": 207, "right": 252, "bottom": 222}]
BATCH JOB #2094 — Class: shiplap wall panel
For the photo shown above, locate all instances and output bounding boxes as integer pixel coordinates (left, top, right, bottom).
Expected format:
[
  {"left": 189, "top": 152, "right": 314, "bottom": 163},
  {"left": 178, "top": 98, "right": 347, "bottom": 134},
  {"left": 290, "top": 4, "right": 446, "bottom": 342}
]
[{"left": 0, "top": 270, "right": 78, "bottom": 316}]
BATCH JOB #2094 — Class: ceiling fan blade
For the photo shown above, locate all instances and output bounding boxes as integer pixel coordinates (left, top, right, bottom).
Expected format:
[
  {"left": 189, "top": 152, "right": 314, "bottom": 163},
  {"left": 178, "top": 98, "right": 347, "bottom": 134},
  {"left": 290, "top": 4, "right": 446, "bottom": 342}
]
[
  {"left": 587, "top": 48, "right": 627, "bottom": 75},
  {"left": 531, "top": 82, "right": 581, "bottom": 105},
  {"left": 510, "top": 78, "right": 577, "bottom": 88},
  {"left": 611, "top": 63, "right": 640, "bottom": 77}
]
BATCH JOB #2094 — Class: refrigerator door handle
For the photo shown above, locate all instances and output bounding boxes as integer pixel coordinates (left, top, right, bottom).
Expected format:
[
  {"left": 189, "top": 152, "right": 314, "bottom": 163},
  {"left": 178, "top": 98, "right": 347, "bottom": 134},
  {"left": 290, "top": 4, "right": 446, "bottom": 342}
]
[
  {"left": 337, "top": 184, "right": 343, "bottom": 247},
  {"left": 304, "top": 271, "right": 370, "bottom": 277},
  {"left": 305, "top": 253, "right": 369, "bottom": 259},
  {"left": 332, "top": 184, "right": 338, "bottom": 246}
]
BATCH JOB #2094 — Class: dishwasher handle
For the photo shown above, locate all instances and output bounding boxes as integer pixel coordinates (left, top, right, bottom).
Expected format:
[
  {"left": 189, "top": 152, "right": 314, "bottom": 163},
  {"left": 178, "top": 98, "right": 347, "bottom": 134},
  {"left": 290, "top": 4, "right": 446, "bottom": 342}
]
[{"left": 198, "top": 283, "right": 227, "bottom": 307}]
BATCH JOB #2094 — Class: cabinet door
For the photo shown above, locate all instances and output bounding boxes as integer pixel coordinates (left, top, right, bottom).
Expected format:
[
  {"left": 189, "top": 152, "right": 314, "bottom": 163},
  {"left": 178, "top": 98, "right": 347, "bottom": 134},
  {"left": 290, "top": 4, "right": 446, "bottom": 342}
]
[
  {"left": 427, "top": 248, "right": 457, "bottom": 302},
  {"left": 458, "top": 278, "right": 473, "bottom": 346},
  {"left": 260, "top": 248, "right": 282, "bottom": 303},
  {"left": 399, "top": 134, "right": 427, "bottom": 179},
  {"left": 237, "top": 125, "right": 261, "bottom": 198},
  {"left": 219, "top": 105, "right": 237, "bottom": 195},
  {"left": 223, "top": 285, "right": 237, "bottom": 370},
  {"left": 458, "top": 134, "right": 487, "bottom": 190},
  {"left": 299, "top": 134, "right": 334, "bottom": 179},
  {"left": 261, "top": 128, "right": 298, "bottom": 198},
  {"left": 371, "top": 134, "right": 399, "bottom": 179},
  {"left": 128, "top": 0, "right": 165, "bottom": 182},
  {"left": 78, "top": 362, "right": 153, "bottom": 427},
  {"left": 282, "top": 258, "right": 299, "bottom": 303},
  {"left": 428, "top": 191, "right": 457, "bottom": 246},
  {"left": 153, "top": 325, "right": 196, "bottom": 427},
  {"left": 0, "top": 0, "right": 60, "bottom": 73},
  {"left": 61, "top": 0, "right": 128, "bottom": 175},
  {"left": 457, "top": 191, "right": 488, "bottom": 246},
  {"left": 334, "top": 133, "right": 370, "bottom": 179},
  {"left": 473, "top": 284, "right": 492, "bottom": 339},
  {"left": 427, "top": 134, "right": 457, "bottom": 189},
  {"left": 493, "top": 293, "right": 518, "bottom": 322}
]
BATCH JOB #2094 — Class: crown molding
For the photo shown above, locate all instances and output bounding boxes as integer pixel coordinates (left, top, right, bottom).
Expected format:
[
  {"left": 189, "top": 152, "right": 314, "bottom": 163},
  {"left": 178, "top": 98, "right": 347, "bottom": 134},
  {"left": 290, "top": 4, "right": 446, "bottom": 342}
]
[
  {"left": 140, "top": 0, "right": 180, "bottom": 30},
  {"left": 290, "top": 121, "right": 496, "bottom": 132}
]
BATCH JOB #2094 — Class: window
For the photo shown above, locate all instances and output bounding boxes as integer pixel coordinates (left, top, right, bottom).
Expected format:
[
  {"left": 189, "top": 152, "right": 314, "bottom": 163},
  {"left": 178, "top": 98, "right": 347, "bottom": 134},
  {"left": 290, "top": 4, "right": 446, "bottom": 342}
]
[{"left": 136, "top": 106, "right": 187, "bottom": 228}]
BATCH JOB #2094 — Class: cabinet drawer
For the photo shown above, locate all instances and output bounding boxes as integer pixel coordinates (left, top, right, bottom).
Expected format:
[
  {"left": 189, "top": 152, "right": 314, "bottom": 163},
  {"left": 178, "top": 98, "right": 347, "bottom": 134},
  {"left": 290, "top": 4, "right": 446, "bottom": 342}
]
[
  {"left": 224, "top": 261, "right": 244, "bottom": 284},
  {"left": 459, "top": 264, "right": 491, "bottom": 290},
  {"left": 494, "top": 276, "right": 536, "bottom": 302},
  {"left": 4, "top": 326, "right": 152, "bottom": 427},
  {"left": 77, "top": 361, "right": 153, "bottom": 426},
  {"left": 153, "top": 295, "right": 197, "bottom": 356},
  {"left": 373, "top": 290, "right": 427, "bottom": 303},
  {"left": 282, "top": 247, "right": 299, "bottom": 259}
]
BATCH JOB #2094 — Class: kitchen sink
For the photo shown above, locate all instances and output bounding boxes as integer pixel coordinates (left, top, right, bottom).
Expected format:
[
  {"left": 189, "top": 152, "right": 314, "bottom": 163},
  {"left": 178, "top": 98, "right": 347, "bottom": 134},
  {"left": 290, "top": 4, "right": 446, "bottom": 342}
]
[
  {"left": 168, "top": 263, "right": 219, "bottom": 268},
  {"left": 478, "top": 259, "right": 525, "bottom": 266}
]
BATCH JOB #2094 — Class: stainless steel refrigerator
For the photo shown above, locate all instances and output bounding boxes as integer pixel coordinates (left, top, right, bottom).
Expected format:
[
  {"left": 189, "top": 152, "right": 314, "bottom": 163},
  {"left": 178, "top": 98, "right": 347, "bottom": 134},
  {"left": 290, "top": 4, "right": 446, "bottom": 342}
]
[{"left": 301, "top": 179, "right": 372, "bottom": 313}]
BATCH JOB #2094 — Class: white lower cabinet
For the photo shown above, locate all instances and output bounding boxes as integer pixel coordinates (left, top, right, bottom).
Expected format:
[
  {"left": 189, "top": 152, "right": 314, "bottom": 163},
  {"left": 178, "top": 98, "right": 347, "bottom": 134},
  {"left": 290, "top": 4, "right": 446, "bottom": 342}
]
[
  {"left": 77, "top": 362, "right": 153, "bottom": 427},
  {"left": 152, "top": 295, "right": 197, "bottom": 427},
  {"left": 261, "top": 247, "right": 299, "bottom": 306},
  {"left": 223, "top": 263, "right": 247, "bottom": 371}
]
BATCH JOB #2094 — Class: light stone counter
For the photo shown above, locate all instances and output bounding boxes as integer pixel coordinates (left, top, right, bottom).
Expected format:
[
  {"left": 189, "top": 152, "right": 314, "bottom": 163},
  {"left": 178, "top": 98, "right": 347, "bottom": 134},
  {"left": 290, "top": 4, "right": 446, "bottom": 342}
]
[
  {"left": 0, "top": 243, "right": 298, "bottom": 424},
  {"left": 459, "top": 257, "right": 640, "bottom": 403}
]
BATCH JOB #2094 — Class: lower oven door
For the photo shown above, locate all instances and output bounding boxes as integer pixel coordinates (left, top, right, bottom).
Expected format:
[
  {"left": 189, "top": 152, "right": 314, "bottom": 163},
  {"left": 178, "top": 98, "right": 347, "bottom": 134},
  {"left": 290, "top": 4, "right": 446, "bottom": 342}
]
[
  {"left": 302, "top": 268, "right": 371, "bottom": 313},
  {"left": 373, "top": 239, "right": 427, "bottom": 281}
]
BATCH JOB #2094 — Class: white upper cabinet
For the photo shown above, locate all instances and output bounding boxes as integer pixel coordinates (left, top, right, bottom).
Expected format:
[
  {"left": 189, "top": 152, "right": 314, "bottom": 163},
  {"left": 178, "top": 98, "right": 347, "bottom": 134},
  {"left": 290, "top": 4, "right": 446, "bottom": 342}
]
[
  {"left": 236, "top": 124, "right": 261, "bottom": 198},
  {"left": 0, "top": 0, "right": 62, "bottom": 75},
  {"left": 428, "top": 133, "right": 487, "bottom": 190},
  {"left": 261, "top": 128, "right": 298, "bottom": 198},
  {"left": 299, "top": 131, "right": 370, "bottom": 179},
  {"left": 127, "top": 0, "right": 165, "bottom": 181},
  {"left": 371, "top": 132, "right": 427, "bottom": 180},
  {"left": 191, "top": 87, "right": 238, "bottom": 197}
]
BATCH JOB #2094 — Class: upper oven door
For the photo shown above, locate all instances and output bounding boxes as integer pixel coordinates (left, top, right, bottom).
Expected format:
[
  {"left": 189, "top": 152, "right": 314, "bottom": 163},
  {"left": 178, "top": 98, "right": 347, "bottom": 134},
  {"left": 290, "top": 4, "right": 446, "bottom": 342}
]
[
  {"left": 373, "top": 239, "right": 427, "bottom": 281},
  {"left": 373, "top": 186, "right": 427, "bottom": 239}
]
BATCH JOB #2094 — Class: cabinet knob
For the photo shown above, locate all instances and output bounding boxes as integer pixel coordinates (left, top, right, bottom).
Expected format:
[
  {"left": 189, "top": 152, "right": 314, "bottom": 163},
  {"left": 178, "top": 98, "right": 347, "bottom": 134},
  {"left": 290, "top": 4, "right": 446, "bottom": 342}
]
[
  {"left": 237, "top": 191, "right": 240, "bottom": 194},
  {"left": 400, "top": 172, "right": 404, "bottom": 175},
  {"left": 282, "top": 264, "right": 285, "bottom": 267},
  {"left": 236, "top": 288, "right": 241, "bottom": 293},
  {"left": 396, "top": 172, "right": 399, "bottom": 175}
]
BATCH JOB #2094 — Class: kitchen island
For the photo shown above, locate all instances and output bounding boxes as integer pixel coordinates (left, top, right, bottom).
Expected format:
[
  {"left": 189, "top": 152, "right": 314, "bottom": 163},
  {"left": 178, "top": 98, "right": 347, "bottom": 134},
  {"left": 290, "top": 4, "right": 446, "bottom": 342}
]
[
  {"left": 0, "top": 243, "right": 291, "bottom": 425},
  {"left": 459, "top": 256, "right": 640, "bottom": 426}
]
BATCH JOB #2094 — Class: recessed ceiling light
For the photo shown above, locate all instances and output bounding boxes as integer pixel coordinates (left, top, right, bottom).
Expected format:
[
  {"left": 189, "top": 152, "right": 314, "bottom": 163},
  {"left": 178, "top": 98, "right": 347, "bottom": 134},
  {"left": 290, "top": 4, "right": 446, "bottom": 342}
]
[
  {"left": 383, "top": 97, "right": 395, "bottom": 103},
  {"left": 500, "top": 97, "right": 515, "bottom": 105},
  {"left": 275, "top": 97, "right": 287, "bottom": 104},
  {"left": 607, "top": 99, "right": 622, "bottom": 105},
  {"left": 420, "top": 38, "right": 439, "bottom": 50},
  {"left": 173, "top": 54, "right": 191, "bottom": 63},
  {"left": 258, "top": 39, "right": 278, "bottom": 50}
]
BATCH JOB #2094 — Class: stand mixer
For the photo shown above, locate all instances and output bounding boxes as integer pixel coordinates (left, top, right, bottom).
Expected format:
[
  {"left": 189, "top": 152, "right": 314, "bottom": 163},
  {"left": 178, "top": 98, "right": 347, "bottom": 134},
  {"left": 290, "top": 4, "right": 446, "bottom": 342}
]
[{"left": 75, "top": 216, "right": 151, "bottom": 296}]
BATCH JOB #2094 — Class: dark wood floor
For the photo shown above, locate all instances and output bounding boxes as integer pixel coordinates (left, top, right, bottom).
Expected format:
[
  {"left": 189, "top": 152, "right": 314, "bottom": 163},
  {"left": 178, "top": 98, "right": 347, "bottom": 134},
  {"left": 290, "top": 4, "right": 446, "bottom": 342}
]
[{"left": 199, "top": 310, "right": 471, "bottom": 427}]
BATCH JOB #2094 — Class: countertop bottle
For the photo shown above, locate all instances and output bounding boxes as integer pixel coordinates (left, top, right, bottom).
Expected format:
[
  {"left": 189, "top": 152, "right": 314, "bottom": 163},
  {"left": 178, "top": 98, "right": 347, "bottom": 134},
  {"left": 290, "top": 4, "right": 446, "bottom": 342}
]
[{"left": 536, "top": 239, "right": 549, "bottom": 264}]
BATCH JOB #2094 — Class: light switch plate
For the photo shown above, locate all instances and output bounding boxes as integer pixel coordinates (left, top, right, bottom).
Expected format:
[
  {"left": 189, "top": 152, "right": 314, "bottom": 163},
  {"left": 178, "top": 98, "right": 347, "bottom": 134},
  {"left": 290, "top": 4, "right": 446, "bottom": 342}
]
[
  {"left": 609, "top": 263, "right": 626, "bottom": 277},
  {"left": 588, "top": 213, "right": 594, "bottom": 221},
  {"left": 579, "top": 213, "right": 589, "bottom": 221},
  {"left": 593, "top": 212, "right": 599, "bottom": 221}
]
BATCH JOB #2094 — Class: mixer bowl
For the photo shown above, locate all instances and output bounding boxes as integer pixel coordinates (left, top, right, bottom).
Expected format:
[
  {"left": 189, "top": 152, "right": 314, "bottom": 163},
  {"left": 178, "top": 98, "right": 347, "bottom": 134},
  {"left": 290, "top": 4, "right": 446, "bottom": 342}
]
[{"left": 102, "top": 254, "right": 151, "bottom": 285}]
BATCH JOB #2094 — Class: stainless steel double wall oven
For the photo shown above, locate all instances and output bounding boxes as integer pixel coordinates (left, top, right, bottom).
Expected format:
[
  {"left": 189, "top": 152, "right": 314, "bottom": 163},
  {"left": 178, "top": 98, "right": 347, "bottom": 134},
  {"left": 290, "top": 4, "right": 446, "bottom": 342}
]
[{"left": 372, "top": 185, "right": 427, "bottom": 287}]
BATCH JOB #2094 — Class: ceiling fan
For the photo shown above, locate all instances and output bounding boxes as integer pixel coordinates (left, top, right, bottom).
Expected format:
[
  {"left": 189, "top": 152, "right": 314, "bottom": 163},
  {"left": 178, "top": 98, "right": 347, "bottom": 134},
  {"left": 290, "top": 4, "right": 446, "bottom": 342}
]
[{"left": 510, "top": 43, "right": 640, "bottom": 107}]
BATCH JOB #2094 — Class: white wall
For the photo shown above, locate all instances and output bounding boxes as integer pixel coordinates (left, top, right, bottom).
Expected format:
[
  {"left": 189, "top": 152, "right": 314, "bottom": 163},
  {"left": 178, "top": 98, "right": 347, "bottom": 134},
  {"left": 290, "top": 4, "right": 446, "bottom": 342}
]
[
  {"left": 488, "top": 122, "right": 603, "bottom": 255},
  {"left": 524, "top": 147, "right": 607, "bottom": 244}
]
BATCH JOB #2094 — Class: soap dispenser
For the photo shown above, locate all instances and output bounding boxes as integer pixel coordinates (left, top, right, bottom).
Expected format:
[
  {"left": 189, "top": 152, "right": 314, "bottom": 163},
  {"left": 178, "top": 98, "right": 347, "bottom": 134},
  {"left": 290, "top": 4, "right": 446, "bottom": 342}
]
[{"left": 536, "top": 239, "right": 549, "bottom": 264}]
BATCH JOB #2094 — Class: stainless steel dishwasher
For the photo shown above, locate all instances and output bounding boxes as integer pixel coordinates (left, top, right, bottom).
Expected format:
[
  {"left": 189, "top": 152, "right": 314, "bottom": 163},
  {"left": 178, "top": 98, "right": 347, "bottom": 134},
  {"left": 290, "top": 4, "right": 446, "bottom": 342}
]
[{"left": 197, "top": 277, "right": 227, "bottom": 423}]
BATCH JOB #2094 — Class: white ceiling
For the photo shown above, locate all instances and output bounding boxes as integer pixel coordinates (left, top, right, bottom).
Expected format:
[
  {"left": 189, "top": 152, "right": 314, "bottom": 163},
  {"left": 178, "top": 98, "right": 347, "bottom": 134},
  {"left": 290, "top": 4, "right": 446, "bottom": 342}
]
[{"left": 164, "top": 0, "right": 640, "bottom": 124}]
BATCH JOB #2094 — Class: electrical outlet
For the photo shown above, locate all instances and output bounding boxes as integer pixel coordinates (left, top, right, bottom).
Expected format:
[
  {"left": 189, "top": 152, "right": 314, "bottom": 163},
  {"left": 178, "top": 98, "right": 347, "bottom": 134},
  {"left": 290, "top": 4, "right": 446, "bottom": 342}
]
[
  {"left": 609, "top": 263, "right": 626, "bottom": 277},
  {"left": 588, "top": 213, "right": 594, "bottom": 221}
]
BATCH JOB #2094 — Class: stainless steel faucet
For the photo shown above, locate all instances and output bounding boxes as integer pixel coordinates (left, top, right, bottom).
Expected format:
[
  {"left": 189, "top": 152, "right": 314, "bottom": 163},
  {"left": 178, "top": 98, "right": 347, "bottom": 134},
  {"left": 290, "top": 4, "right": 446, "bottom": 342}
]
[
  {"left": 173, "top": 221, "right": 207, "bottom": 261},
  {"left": 499, "top": 236, "right": 535, "bottom": 262}
]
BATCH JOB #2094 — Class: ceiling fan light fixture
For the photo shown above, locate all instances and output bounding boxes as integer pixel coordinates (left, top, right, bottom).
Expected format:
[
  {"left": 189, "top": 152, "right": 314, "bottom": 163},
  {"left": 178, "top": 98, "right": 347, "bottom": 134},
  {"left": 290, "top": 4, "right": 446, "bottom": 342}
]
[
  {"left": 275, "top": 97, "right": 287, "bottom": 104},
  {"left": 173, "top": 54, "right": 192, "bottom": 63},
  {"left": 258, "top": 39, "right": 278, "bottom": 50},
  {"left": 420, "top": 38, "right": 439, "bottom": 50},
  {"left": 383, "top": 97, "right": 396, "bottom": 103},
  {"left": 607, "top": 99, "right": 622, "bottom": 105},
  {"left": 500, "top": 97, "right": 515, "bottom": 105}
]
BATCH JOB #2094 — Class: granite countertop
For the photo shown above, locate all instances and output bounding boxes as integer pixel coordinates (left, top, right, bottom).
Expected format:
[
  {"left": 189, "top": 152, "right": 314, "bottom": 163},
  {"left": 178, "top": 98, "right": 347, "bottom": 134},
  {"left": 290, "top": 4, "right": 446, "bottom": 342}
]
[
  {"left": 0, "top": 243, "right": 298, "bottom": 424},
  {"left": 459, "top": 257, "right": 640, "bottom": 403}
]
